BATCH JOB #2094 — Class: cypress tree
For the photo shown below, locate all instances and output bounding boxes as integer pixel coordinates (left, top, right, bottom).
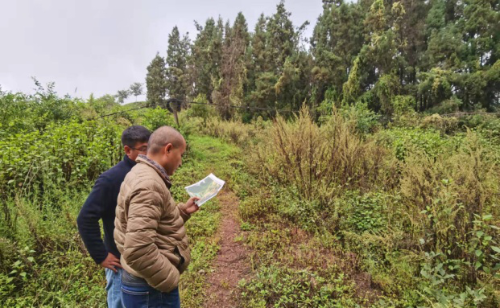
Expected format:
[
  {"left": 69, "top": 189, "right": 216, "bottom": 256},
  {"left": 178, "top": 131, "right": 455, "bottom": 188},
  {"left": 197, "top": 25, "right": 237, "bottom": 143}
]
[
  {"left": 166, "top": 26, "right": 191, "bottom": 101},
  {"left": 146, "top": 53, "right": 167, "bottom": 107}
]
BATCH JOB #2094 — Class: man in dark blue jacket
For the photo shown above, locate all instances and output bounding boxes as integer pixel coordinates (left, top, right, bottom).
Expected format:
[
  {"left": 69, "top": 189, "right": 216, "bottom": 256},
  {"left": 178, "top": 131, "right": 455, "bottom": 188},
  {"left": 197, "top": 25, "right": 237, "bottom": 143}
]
[{"left": 77, "top": 125, "right": 151, "bottom": 308}]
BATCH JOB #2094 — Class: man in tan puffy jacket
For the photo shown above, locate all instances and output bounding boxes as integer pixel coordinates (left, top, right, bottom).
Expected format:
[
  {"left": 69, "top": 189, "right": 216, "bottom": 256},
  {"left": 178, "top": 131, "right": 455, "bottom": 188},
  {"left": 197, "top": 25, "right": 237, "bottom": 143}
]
[{"left": 114, "top": 126, "right": 200, "bottom": 308}]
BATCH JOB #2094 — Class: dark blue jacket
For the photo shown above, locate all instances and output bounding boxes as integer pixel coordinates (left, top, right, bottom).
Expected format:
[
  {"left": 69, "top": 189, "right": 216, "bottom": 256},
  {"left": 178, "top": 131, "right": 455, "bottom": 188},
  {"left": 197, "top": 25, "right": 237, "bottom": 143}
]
[{"left": 77, "top": 155, "right": 136, "bottom": 264}]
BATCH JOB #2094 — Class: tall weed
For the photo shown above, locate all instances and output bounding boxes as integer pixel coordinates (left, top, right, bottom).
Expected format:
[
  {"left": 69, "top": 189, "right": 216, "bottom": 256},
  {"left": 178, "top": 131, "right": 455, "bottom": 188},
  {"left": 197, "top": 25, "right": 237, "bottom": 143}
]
[{"left": 254, "top": 107, "right": 391, "bottom": 205}]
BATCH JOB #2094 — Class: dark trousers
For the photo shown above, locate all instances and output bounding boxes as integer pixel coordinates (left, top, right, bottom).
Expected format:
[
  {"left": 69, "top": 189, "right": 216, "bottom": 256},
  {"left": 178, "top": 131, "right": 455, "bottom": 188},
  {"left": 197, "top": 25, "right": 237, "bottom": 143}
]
[{"left": 121, "top": 271, "right": 180, "bottom": 308}]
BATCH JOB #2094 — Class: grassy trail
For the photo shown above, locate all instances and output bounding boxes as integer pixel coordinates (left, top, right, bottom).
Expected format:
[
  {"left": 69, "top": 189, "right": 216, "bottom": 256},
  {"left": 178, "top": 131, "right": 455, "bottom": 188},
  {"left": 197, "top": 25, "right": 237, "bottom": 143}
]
[
  {"left": 204, "top": 189, "right": 251, "bottom": 308},
  {"left": 177, "top": 135, "right": 248, "bottom": 307}
]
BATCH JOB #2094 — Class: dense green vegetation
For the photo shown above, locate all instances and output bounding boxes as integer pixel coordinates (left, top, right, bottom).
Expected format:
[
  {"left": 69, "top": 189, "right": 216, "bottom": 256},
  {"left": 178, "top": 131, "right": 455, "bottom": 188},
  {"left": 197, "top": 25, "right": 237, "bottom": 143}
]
[
  {"left": 0, "top": 87, "right": 243, "bottom": 307},
  {"left": 201, "top": 107, "right": 500, "bottom": 307},
  {"left": 147, "top": 0, "right": 499, "bottom": 120},
  {"left": 2, "top": 0, "right": 500, "bottom": 307},
  {"left": 1, "top": 79, "right": 500, "bottom": 307}
]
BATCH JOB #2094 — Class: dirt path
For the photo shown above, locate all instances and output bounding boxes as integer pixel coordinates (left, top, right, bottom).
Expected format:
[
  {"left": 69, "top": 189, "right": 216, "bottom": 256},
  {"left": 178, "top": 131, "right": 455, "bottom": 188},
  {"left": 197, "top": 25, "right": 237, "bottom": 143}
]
[{"left": 204, "top": 189, "right": 250, "bottom": 308}]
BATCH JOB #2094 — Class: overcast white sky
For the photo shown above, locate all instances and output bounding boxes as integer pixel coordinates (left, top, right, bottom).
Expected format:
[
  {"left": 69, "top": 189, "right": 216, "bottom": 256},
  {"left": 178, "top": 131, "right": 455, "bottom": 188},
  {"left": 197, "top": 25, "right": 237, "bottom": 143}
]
[{"left": 0, "top": 0, "right": 323, "bottom": 103}]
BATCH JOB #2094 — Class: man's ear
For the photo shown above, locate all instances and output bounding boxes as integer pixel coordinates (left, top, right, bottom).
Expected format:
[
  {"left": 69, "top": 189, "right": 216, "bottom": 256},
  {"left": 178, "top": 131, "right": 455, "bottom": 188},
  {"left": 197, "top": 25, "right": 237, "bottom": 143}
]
[
  {"left": 164, "top": 143, "right": 173, "bottom": 154},
  {"left": 124, "top": 145, "right": 132, "bottom": 155}
]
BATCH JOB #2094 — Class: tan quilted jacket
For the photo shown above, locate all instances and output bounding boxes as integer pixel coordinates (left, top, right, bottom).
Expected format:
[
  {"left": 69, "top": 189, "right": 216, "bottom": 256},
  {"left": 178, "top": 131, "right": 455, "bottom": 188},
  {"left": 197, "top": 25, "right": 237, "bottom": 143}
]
[{"left": 114, "top": 156, "right": 191, "bottom": 293}]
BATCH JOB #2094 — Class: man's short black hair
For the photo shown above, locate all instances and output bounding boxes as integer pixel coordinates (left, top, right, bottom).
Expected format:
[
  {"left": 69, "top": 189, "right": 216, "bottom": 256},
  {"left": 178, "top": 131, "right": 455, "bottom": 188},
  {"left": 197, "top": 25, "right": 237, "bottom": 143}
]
[{"left": 121, "top": 125, "right": 151, "bottom": 148}]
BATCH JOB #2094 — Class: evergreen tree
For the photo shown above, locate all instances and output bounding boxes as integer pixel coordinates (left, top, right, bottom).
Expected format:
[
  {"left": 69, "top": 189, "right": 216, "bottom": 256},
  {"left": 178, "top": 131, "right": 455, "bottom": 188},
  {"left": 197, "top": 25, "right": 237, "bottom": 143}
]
[
  {"left": 249, "top": 1, "right": 311, "bottom": 114},
  {"left": 146, "top": 53, "right": 167, "bottom": 107},
  {"left": 311, "top": 0, "right": 365, "bottom": 104},
  {"left": 342, "top": 56, "right": 363, "bottom": 105},
  {"left": 248, "top": 14, "right": 275, "bottom": 114},
  {"left": 144, "top": 0, "right": 500, "bottom": 116},
  {"left": 266, "top": 1, "right": 296, "bottom": 73},
  {"left": 251, "top": 14, "right": 269, "bottom": 73},
  {"left": 461, "top": 0, "right": 500, "bottom": 109},
  {"left": 394, "top": 0, "right": 428, "bottom": 91},
  {"left": 214, "top": 13, "right": 250, "bottom": 119},
  {"left": 191, "top": 18, "right": 224, "bottom": 103},
  {"left": 166, "top": 26, "right": 191, "bottom": 101}
]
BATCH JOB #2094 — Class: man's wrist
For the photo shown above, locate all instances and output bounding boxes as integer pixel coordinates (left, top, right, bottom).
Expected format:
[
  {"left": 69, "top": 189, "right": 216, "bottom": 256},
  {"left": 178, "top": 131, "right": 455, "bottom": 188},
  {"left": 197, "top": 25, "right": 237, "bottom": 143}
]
[
  {"left": 178, "top": 203, "right": 191, "bottom": 221},
  {"left": 94, "top": 252, "right": 109, "bottom": 265}
]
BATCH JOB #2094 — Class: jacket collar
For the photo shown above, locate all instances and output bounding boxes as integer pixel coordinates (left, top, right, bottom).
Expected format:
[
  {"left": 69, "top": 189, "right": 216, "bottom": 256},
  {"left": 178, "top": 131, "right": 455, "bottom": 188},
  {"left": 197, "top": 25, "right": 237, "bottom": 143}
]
[
  {"left": 123, "top": 155, "right": 136, "bottom": 167},
  {"left": 136, "top": 154, "right": 172, "bottom": 188}
]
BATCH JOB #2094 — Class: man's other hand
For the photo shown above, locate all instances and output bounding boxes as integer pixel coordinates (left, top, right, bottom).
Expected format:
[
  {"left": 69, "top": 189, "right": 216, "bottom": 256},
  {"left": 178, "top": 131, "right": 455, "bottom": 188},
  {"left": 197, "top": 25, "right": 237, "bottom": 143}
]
[
  {"left": 184, "top": 197, "right": 201, "bottom": 214},
  {"left": 100, "top": 253, "right": 122, "bottom": 272}
]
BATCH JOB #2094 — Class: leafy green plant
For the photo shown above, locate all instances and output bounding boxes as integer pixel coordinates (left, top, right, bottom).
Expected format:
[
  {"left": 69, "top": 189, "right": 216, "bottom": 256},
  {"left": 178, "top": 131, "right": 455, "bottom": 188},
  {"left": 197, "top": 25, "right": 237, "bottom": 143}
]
[
  {"left": 344, "top": 191, "right": 388, "bottom": 234},
  {"left": 339, "top": 102, "right": 381, "bottom": 134},
  {"left": 376, "top": 127, "right": 455, "bottom": 160},
  {"left": 140, "top": 106, "right": 175, "bottom": 130},
  {"left": 239, "top": 266, "right": 357, "bottom": 308},
  {"left": 419, "top": 252, "right": 490, "bottom": 308}
]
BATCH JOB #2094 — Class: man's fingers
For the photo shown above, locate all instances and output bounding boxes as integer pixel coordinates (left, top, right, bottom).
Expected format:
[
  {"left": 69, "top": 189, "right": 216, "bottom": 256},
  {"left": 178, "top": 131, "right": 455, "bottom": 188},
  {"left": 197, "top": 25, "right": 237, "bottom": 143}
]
[
  {"left": 106, "top": 265, "right": 118, "bottom": 273},
  {"left": 188, "top": 197, "right": 200, "bottom": 208},
  {"left": 109, "top": 254, "right": 120, "bottom": 261}
]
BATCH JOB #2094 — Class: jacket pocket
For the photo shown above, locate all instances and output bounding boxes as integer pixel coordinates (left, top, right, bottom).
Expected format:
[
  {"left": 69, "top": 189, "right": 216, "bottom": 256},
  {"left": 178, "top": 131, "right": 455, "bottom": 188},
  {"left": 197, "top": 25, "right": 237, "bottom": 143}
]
[
  {"left": 174, "top": 245, "right": 190, "bottom": 273},
  {"left": 174, "top": 246, "right": 185, "bottom": 267}
]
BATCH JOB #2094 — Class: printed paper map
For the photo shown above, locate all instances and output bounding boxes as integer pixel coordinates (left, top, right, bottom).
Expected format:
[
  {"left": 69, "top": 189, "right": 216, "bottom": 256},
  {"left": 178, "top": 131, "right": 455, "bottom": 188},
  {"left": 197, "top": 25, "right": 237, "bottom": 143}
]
[{"left": 185, "top": 173, "right": 225, "bottom": 206}]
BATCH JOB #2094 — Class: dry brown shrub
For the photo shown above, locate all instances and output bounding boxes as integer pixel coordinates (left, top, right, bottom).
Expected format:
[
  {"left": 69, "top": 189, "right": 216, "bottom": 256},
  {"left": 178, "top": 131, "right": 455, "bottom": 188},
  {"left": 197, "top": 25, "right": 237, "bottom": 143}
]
[
  {"left": 201, "top": 117, "right": 263, "bottom": 146},
  {"left": 420, "top": 113, "right": 459, "bottom": 134},
  {"left": 253, "top": 107, "right": 393, "bottom": 206}
]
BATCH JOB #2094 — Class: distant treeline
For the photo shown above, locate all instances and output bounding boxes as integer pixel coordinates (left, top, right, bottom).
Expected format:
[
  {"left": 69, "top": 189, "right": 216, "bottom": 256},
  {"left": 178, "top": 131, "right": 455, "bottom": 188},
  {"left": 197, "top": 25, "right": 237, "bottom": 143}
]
[{"left": 145, "top": 0, "right": 499, "bottom": 120}]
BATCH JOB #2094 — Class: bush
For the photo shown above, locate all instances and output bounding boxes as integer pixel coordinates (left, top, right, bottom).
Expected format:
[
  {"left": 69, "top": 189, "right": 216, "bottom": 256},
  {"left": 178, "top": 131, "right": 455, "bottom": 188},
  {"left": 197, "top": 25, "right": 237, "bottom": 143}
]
[
  {"left": 421, "top": 113, "right": 459, "bottom": 134},
  {"left": 342, "top": 191, "right": 389, "bottom": 234},
  {"left": 0, "top": 91, "right": 84, "bottom": 134},
  {"left": 0, "top": 120, "right": 123, "bottom": 200},
  {"left": 400, "top": 131, "right": 500, "bottom": 273},
  {"left": 254, "top": 107, "right": 391, "bottom": 206},
  {"left": 0, "top": 191, "right": 106, "bottom": 307},
  {"left": 241, "top": 108, "right": 500, "bottom": 306},
  {"left": 473, "top": 115, "right": 500, "bottom": 146},
  {"left": 200, "top": 117, "right": 263, "bottom": 146},
  {"left": 339, "top": 102, "right": 381, "bottom": 134},
  {"left": 0, "top": 95, "right": 125, "bottom": 306},
  {"left": 239, "top": 265, "right": 357, "bottom": 308},
  {"left": 139, "top": 106, "right": 176, "bottom": 131},
  {"left": 375, "top": 126, "right": 456, "bottom": 161},
  {"left": 184, "top": 94, "right": 218, "bottom": 121},
  {"left": 427, "top": 95, "right": 463, "bottom": 114}
]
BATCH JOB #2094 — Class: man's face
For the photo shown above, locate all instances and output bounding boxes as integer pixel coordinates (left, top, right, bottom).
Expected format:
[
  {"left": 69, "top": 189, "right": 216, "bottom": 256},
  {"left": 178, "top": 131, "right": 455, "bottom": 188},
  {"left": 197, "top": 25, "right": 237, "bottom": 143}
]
[
  {"left": 164, "top": 139, "right": 186, "bottom": 176},
  {"left": 124, "top": 141, "right": 148, "bottom": 161}
]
